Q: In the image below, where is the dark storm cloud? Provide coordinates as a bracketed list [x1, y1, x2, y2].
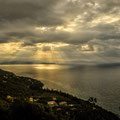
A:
[1, 30, 99, 45]
[0, 0, 65, 26]
[99, 33, 120, 40]
[0, 0, 120, 63]
[0, 0, 120, 44]
[95, 0, 120, 14]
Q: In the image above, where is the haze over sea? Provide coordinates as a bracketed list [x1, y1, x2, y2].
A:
[0, 64, 120, 115]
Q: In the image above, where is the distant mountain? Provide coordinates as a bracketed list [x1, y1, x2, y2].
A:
[0, 61, 57, 65]
[97, 63, 120, 68]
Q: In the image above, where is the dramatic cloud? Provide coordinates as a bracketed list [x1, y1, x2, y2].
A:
[0, 0, 120, 64]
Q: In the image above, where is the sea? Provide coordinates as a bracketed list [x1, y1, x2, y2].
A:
[0, 64, 120, 115]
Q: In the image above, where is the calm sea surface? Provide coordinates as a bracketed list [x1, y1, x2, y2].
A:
[0, 64, 120, 115]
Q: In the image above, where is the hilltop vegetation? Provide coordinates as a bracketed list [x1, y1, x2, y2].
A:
[0, 69, 119, 120]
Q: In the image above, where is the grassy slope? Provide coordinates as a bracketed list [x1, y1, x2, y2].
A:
[0, 69, 119, 120]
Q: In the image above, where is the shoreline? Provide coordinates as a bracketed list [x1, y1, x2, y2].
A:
[0, 68, 119, 120]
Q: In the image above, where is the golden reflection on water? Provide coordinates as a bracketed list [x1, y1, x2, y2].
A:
[34, 64, 69, 70]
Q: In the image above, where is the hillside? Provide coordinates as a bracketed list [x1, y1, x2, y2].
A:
[0, 69, 119, 120]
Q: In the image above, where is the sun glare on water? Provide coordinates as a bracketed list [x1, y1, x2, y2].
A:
[34, 64, 60, 70]
[34, 64, 70, 70]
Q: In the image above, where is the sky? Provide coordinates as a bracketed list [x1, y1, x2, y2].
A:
[0, 0, 120, 64]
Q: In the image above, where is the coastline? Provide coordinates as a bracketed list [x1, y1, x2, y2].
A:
[0, 68, 119, 120]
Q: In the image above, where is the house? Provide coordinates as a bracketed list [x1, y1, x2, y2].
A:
[7, 95, 12, 99]
[48, 101, 58, 107]
[56, 108, 62, 111]
[33, 98, 39, 102]
[2, 80, 7, 83]
[71, 108, 77, 111]
[28, 79, 32, 82]
[29, 97, 34, 102]
[59, 101, 67, 106]
[4, 75, 8, 79]
[52, 97, 57, 101]
[68, 104, 74, 107]
[93, 107, 96, 110]
[7, 95, 14, 102]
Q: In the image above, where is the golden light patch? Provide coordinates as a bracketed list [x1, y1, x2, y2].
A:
[81, 44, 90, 50]
[34, 64, 71, 70]
[36, 43, 69, 48]
[80, 45, 98, 53]
[34, 43, 70, 63]
[56, 26, 74, 32]
[0, 42, 22, 54]
[35, 27, 47, 31]
[35, 26, 53, 32]
[34, 64, 59, 70]
[91, 15, 120, 26]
